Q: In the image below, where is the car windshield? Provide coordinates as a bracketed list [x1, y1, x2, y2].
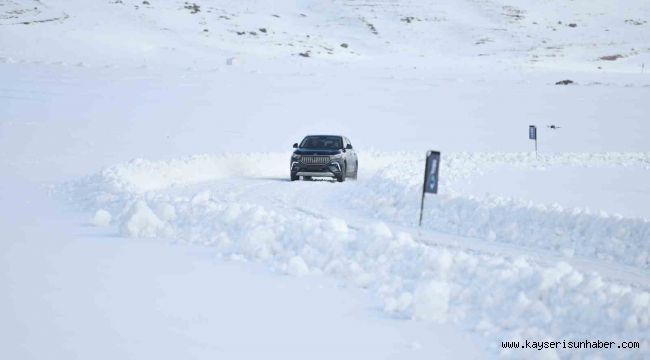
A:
[300, 136, 342, 150]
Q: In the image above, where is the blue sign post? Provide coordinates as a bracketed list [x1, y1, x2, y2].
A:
[419, 151, 440, 227]
[529, 125, 538, 159]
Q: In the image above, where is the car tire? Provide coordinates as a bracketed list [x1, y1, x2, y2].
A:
[303, 176, 312, 181]
[351, 161, 358, 180]
[337, 163, 347, 182]
[290, 174, 299, 181]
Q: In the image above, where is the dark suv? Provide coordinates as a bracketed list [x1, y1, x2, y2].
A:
[290, 135, 358, 182]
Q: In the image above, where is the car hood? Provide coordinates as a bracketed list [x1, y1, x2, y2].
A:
[294, 149, 342, 156]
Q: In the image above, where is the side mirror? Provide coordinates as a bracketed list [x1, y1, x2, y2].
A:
[293, 143, 298, 148]
[346, 144, 353, 150]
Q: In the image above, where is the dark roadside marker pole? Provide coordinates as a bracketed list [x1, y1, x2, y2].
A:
[529, 125, 538, 159]
[419, 150, 441, 227]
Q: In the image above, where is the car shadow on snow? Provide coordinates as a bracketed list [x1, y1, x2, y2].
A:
[246, 176, 336, 183]
[304, 178, 337, 183]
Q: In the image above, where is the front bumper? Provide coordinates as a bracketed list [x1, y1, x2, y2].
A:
[296, 171, 335, 177]
[291, 159, 342, 177]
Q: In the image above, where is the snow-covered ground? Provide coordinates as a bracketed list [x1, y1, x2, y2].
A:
[2, 0, 649, 359]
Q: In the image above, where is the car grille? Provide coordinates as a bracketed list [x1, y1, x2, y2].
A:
[301, 155, 330, 165]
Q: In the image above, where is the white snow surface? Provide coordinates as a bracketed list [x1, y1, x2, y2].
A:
[2, 0, 650, 358]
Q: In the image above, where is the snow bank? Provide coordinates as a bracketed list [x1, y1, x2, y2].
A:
[73, 192, 650, 356]
[351, 151, 650, 270]
[352, 175, 650, 270]
[61, 151, 650, 356]
[412, 280, 450, 323]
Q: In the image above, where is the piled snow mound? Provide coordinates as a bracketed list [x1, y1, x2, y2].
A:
[63, 182, 650, 356]
[351, 174, 650, 270]
[364, 151, 650, 188]
[120, 200, 171, 238]
[61, 151, 650, 356]
[70, 151, 650, 195]
[352, 151, 650, 269]
[412, 280, 451, 323]
[65, 151, 650, 271]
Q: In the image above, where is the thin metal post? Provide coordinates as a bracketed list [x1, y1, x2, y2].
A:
[419, 151, 431, 227]
[419, 191, 425, 227]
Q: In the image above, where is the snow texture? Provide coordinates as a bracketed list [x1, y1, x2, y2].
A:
[90, 209, 111, 227]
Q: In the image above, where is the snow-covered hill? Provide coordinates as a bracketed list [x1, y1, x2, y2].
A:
[1, 0, 649, 359]
[2, 0, 650, 71]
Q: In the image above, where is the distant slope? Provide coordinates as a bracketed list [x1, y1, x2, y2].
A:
[1, 0, 649, 71]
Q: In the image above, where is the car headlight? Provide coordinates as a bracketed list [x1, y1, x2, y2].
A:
[292, 154, 301, 160]
[329, 153, 343, 160]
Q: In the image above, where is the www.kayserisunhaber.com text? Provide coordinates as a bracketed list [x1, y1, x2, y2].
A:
[501, 340, 641, 351]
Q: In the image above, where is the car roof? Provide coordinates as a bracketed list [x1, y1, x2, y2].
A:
[304, 135, 343, 138]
